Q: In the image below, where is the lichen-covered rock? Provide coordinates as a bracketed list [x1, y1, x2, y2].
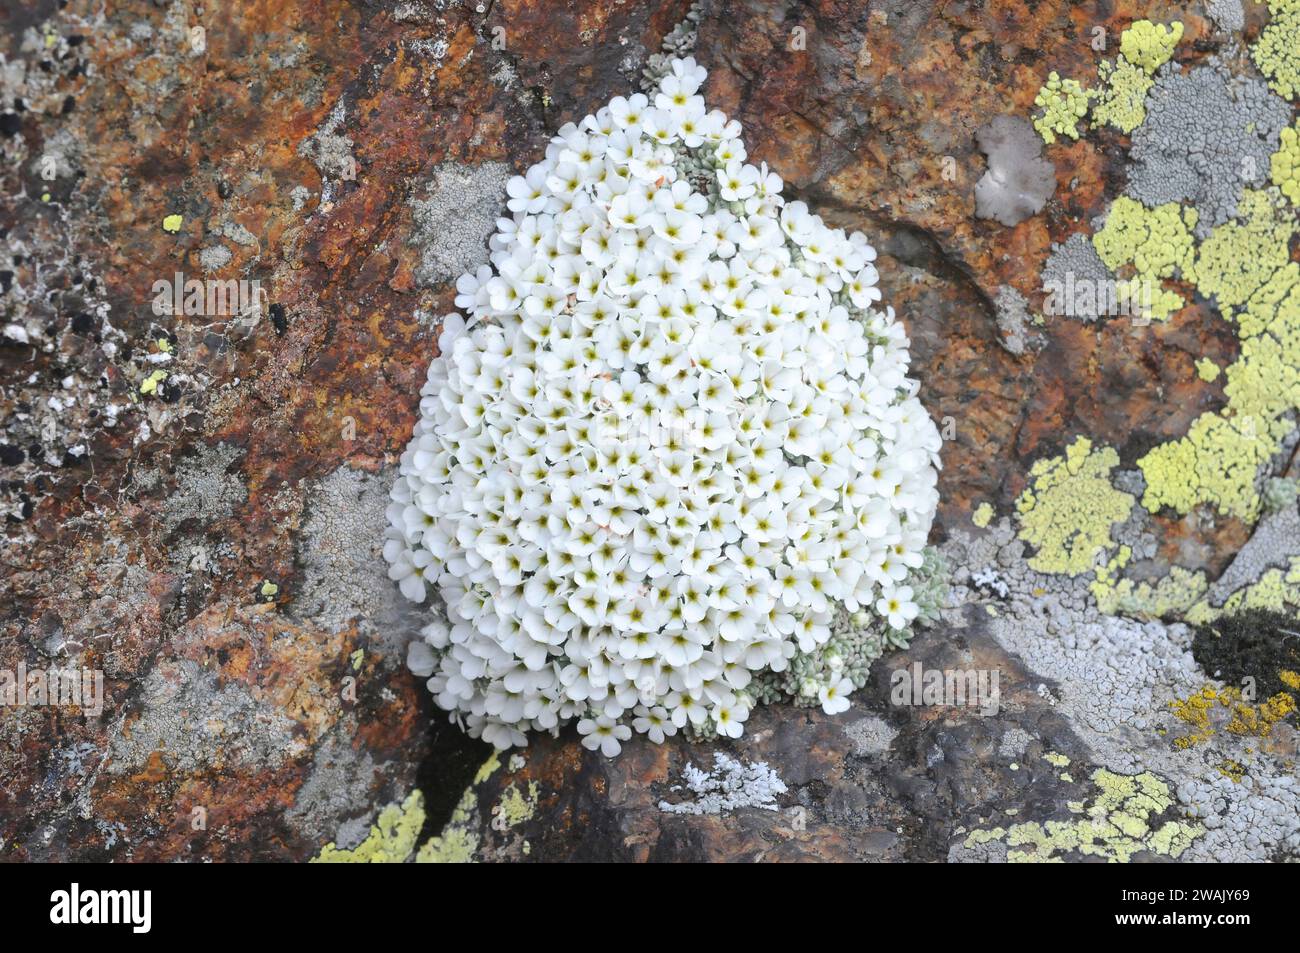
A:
[3, 0, 1298, 862]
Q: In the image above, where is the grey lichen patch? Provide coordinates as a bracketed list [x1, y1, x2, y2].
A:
[221, 221, 258, 248]
[1040, 233, 1113, 323]
[992, 285, 1038, 356]
[297, 99, 357, 180]
[153, 442, 247, 538]
[104, 659, 300, 776]
[409, 161, 511, 287]
[1126, 61, 1290, 238]
[844, 713, 899, 757]
[290, 465, 425, 656]
[943, 520, 1300, 860]
[1204, 505, 1300, 606]
[284, 731, 382, 846]
[1206, 0, 1244, 33]
[974, 115, 1056, 227]
[658, 753, 787, 815]
[198, 243, 233, 272]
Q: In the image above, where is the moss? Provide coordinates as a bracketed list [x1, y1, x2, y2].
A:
[1033, 72, 1089, 144]
[1015, 437, 1135, 576]
[311, 791, 426, 863]
[1119, 20, 1184, 74]
[1190, 607, 1300, 703]
[1252, 0, 1300, 100]
[964, 768, 1203, 862]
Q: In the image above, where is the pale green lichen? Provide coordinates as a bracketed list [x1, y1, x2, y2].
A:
[1033, 72, 1089, 144]
[1138, 193, 1299, 522]
[1119, 20, 1183, 74]
[1262, 476, 1300, 512]
[1196, 357, 1221, 382]
[1091, 57, 1154, 133]
[1193, 189, 1292, 310]
[972, 502, 994, 528]
[310, 752, 503, 864]
[311, 791, 426, 863]
[1252, 0, 1300, 101]
[1094, 565, 1209, 620]
[963, 768, 1203, 862]
[495, 781, 540, 829]
[416, 788, 480, 863]
[1271, 120, 1300, 204]
[1091, 197, 1197, 321]
[1188, 556, 1300, 623]
[1016, 437, 1135, 576]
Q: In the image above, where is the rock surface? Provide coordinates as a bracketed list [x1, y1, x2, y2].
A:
[1, 0, 1297, 861]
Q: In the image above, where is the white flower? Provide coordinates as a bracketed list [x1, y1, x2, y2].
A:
[819, 676, 853, 715]
[877, 585, 920, 630]
[578, 715, 632, 757]
[385, 57, 942, 756]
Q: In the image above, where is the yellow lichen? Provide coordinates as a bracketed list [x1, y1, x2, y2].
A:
[1195, 357, 1221, 382]
[1194, 189, 1292, 311]
[162, 214, 183, 233]
[1092, 197, 1197, 321]
[963, 768, 1203, 862]
[416, 788, 480, 864]
[1273, 121, 1300, 204]
[495, 781, 540, 829]
[1138, 202, 1299, 522]
[1119, 20, 1183, 74]
[1091, 57, 1154, 133]
[1252, 0, 1300, 101]
[1094, 565, 1208, 620]
[1033, 72, 1089, 144]
[972, 502, 994, 528]
[414, 750, 504, 863]
[1168, 682, 1297, 747]
[1188, 557, 1300, 623]
[1015, 437, 1134, 576]
[312, 791, 425, 863]
[139, 370, 168, 396]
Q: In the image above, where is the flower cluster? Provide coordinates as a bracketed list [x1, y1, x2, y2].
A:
[388, 57, 942, 755]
